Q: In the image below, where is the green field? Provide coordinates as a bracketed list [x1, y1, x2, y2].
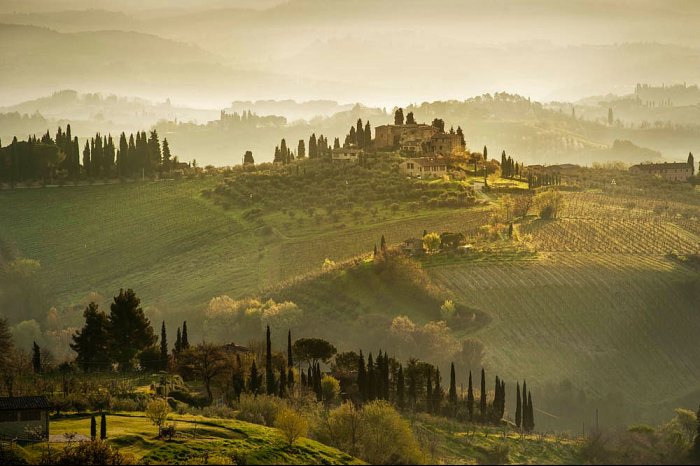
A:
[0, 177, 488, 326]
[24, 412, 361, 465]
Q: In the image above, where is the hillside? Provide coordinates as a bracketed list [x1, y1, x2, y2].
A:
[22, 412, 362, 465]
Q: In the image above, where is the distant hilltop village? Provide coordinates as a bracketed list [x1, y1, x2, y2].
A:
[634, 82, 700, 107]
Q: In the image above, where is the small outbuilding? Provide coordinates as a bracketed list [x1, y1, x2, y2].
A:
[0, 396, 50, 440]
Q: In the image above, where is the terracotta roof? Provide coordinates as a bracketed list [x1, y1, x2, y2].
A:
[0, 396, 50, 411]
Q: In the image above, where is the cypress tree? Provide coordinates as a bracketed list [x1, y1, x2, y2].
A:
[383, 354, 390, 400]
[467, 370, 475, 421]
[364, 121, 372, 147]
[162, 138, 171, 171]
[433, 368, 442, 414]
[83, 140, 91, 177]
[367, 353, 376, 401]
[522, 380, 529, 429]
[30, 341, 41, 373]
[480, 368, 487, 419]
[266, 325, 275, 395]
[500, 380, 506, 418]
[426, 367, 433, 413]
[358, 351, 367, 402]
[248, 360, 260, 395]
[526, 391, 535, 432]
[279, 365, 287, 398]
[174, 327, 182, 354]
[287, 366, 294, 391]
[160, 321, 168, 370]
[515, 381, 522, 428]
[91, 415, 97, 440]
[380, 235, 386, 253]
[449, 362, 457, 404]
[287, 330, 293, 367]
[397, 364, 405, 410]
[307, 365, 313, 388]
[100, 413, 107, 440]
[182, 321, 189, 349]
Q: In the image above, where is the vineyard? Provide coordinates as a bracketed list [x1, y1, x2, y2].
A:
[519, 190, 700, 254]
[520, 218, 700, 254]
[428, 252, 700, 417]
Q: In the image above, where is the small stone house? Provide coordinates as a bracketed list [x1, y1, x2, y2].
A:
[332, 147, 363, 163]
[0, 396, 50, 440]
[400, 157, 449, 178]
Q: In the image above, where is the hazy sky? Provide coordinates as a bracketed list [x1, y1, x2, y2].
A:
[1, 0, 700, 108]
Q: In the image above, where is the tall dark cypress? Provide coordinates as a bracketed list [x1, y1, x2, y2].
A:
[160, 321, 168, 370]
[480, 368, 487, 418]
[526, 391, 535, 432]
[515, 381, 522, 428]
[467, 370, 474, 421]
[279, 365, 287, 398]
[367, 353, 376, 401]
[500, 380, 506, 418]
[433, 368, 442, 414]
[100, 413, 107, 440]
[91, 415, 97, 440]
[426, 367, 433, 413]
[182, 321, 189, 349]
[357, 351, 367, 402]
[174, 327, 182, 354]
[396, 364, 405, 410]
[287, 330, 293, 367]
[266, 325, 275, 395]
[31, 342, 41, 373]
[248, 360, 260, 394]
[522, 380, 529, 430]
[383, 353, 390, 401]
[449, 362, 457, 404]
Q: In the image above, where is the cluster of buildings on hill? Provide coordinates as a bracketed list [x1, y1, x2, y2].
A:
[629, 160, 695, 182]
[331, 121, 466, 178]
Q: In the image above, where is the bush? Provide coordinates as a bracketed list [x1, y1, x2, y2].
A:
[359, 401, 423, 464]
[274, 408, 309, 447]
[236, 394, 286, 427]
[40, 440, 133, 465]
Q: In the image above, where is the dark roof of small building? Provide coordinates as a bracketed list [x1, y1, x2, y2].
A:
[630, 162, 690, 170]
[0, 396, 50, 411]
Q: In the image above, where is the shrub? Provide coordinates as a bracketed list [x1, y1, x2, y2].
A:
[320, 375, 341, 406]
[440, 300, 456, 321]
[275, 408, 309, 447]
[359, 401, 423, 464]
[145, 398, 171, 437]
[41, 440, 133, 465]
[236, 394, 285, 427]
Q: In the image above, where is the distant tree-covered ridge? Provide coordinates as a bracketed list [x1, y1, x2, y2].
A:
[0, 126, 179, 184]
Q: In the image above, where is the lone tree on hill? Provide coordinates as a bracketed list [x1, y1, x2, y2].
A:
[689, 152, 695, 176]
[100, 413, 107, 440]
[243, 150, 255, 165]
[182, 321, 189, 350]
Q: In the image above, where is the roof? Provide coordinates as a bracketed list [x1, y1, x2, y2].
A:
[631, 162, 690, 170]
[0, 396, 50, 411]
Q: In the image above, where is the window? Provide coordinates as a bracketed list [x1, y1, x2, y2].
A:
[20, 410, 42, 422]
[0, 411, 17, 422]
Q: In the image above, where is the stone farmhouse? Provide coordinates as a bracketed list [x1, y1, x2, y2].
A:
[0, 396, 50, 440]
[374, 124, 464, 156]
[400, 157, 450, 178]
[629, 162, 693, 182]
[331, 147, 364, 163]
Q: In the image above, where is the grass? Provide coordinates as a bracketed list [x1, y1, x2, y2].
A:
[0, 176, 490, 322]
[27, 412, 362, 465]
[413, 413, 582, 465]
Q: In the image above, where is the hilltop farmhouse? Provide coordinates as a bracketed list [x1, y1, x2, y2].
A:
[374, 124, 464, 156]
[629, 162, 693, 182]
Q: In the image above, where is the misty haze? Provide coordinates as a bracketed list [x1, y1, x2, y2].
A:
[0, 1, 699, 465]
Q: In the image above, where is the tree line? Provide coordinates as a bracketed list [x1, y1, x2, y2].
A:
[528, 171, 562, 189]
[0, 126, 175, 183]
